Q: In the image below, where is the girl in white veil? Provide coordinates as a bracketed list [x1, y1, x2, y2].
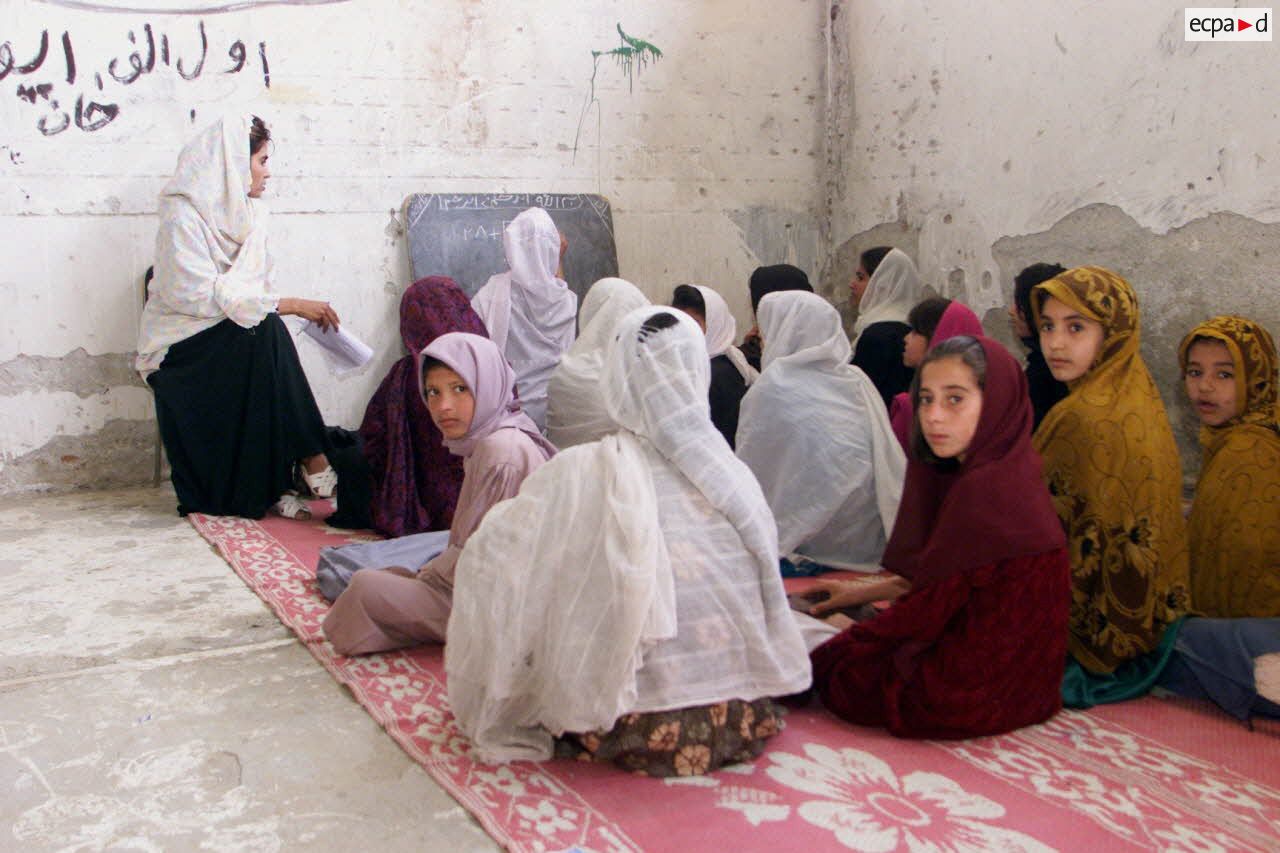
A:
[446, 308, 810, 774]
[849, 247, 925, 407]
[670, 284, 757, 448]
[696, 285, 757, 385]
[737, 291, 905, 572]
[545, 277, 648, 448]
[471, 208, 577, 430]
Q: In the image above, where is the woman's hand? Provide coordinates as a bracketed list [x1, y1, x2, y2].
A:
[806, 575, 909, 616]
[556, 233, 569, 278]
[279, 297, 340, 331]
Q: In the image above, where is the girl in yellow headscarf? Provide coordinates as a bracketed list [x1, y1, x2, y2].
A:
[1032, 267, 1190, 706]
[1179, 316, 1280, 617]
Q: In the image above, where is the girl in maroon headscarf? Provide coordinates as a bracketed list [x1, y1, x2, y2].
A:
[808, 335, 1070, 738]
[358, 277, 489, 538]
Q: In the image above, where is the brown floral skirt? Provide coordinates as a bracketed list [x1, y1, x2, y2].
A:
[554, 698, 785, 777]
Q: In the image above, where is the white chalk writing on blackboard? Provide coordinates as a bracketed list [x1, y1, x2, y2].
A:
[455, 222, 512, 242]
[438, 194, 588, 213]
[404, 192, 619, 303]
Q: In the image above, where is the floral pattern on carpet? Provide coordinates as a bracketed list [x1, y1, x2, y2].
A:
[190, 507, 1280, 853]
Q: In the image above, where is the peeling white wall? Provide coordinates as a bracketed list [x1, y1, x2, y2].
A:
[0, 0, 825, 491]
[827, 0, 1280, 471]
[18, 0, 1274, 493]
[829, 0, 1280, 314]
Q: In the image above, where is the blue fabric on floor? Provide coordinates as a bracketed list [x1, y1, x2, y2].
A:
[1156, 617, 1280, 721]
[316, 529, 450, 602]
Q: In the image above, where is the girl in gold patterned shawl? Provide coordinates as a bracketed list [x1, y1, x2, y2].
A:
[1179, 316, 1280, 618]
[1032, 267, 1190, 702]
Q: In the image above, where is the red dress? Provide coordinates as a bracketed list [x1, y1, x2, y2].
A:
[811, 548, 1070, 739]
[812, 336, 1071, 739]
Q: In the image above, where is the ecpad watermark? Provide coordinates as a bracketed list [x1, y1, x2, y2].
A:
[1185, 7, 1272, 40]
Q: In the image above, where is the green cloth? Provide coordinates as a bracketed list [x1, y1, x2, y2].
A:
[1062, 618, 1184, 709]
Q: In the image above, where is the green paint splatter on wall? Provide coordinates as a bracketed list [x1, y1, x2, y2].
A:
[593, 23, 663, 93]
[574, 23, 664, 162]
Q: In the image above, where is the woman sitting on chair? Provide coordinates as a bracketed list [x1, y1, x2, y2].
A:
[137, 114, 339, 519]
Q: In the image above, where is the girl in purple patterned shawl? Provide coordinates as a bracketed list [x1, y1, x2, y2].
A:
[358, 277, 488, 537]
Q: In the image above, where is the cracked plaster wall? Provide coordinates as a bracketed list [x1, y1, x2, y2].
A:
[826, 0, 1280, 475]
[0, 0, 826, 492]
[10, 0, 1276, 493]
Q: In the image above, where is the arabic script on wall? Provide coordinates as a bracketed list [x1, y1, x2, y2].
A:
[4, 21, 269, 136]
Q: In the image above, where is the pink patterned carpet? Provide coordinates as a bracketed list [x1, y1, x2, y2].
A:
[189, 503, 1280, 853]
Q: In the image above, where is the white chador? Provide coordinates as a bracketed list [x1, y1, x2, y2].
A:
[850, 247, 923, 345]
[737, 290, 906, 570]
[446, 308, 811, 763]
[695, 285, 757, 385]
[545, 277, 648, 449]
[470, 207, 577, 431]
[136, 114, 277, 376]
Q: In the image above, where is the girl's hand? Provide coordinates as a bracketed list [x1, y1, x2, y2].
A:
[806, 578, 875, 616]
[807, 575, 909, 616]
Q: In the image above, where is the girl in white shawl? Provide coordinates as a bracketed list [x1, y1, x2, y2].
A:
[446, 308, 811, 775]
[137, 115, 340, 519]
[545, 277, 648, 448]
[671, 284, 758, 448]
[470, 207, 577, 431]
[738, 291, 905, 572]
[849, 247, 926, 407]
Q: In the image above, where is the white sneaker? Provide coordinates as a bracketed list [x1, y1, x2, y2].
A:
[272, 491, 312, 520]
[302, 465, 338, 499]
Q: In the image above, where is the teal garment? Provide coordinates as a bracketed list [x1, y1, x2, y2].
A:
[1062, 619, 1184, 708]
[779, 556, 839, 578]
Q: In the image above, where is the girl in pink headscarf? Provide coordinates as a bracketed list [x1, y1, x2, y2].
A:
[323, 333, 555, 655]
[888, 298, 985, 450]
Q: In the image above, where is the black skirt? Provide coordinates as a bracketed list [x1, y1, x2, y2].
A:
[148, 314, 328, 519]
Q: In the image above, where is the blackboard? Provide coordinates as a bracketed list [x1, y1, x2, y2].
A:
[404, 193, 620, 305]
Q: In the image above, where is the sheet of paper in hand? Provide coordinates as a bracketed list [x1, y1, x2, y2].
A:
[303, 322, 374, 375]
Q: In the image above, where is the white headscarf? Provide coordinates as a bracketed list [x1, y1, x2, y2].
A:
[545, 277, 648, 448]
[600, 309, 780, 566]
[446, 307, 810, 763]
[163, 114, 257, 256]
[136, 114, 277, 375]
[851, 248, 924, 343]
[470, 208, 577, 429]
[695, 285, 758, 385]
[738, 291, 906, 569]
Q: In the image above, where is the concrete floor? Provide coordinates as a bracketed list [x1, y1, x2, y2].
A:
[0, 486, 501, 852]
